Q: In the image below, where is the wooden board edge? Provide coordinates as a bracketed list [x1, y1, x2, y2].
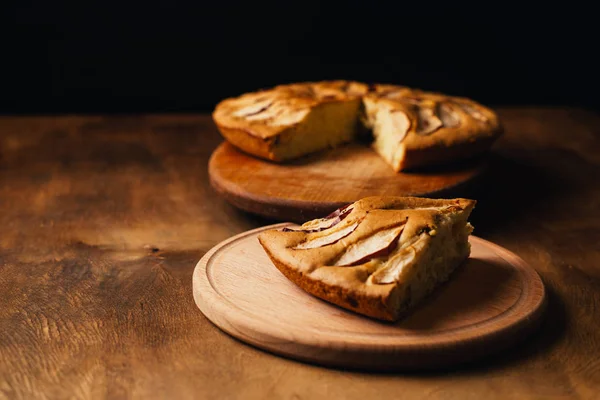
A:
[208, 142, 490, 222]
[192, 225, 547, 371]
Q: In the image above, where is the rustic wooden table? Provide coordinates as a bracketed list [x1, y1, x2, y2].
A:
[1, 108, 599, 399]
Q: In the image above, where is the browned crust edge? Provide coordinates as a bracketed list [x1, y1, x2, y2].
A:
[214, 124, 280, 162]
[399, 127, 503, 171]
[258, 236, 399, 322]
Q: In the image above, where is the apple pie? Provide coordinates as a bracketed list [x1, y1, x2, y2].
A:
[212, 81, 502, 172]
[258, 196, 476, 321]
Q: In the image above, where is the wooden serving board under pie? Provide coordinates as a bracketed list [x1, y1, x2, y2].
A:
[209, 142, 487, 222]
[193, 223, 547, 371]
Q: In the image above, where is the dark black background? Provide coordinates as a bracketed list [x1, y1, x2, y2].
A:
[2, 1, 598, 114]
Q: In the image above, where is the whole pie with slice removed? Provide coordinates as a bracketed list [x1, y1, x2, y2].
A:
[258, 196, 476, 321]
[212, 81, 502, 172]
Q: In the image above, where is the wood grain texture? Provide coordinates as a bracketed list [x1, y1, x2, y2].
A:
[193, 223, 546, 370]
[0, 108, 599, 399]
[209, 141, 488, 222]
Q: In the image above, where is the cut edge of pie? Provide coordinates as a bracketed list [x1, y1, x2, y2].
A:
[362, 88, 503, 171]
[258, 196, 476, 322]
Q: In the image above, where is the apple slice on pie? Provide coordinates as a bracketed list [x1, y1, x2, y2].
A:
[258, 196, 476, 321]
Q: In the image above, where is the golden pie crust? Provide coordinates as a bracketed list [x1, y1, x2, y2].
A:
[258, 196, 476, 321]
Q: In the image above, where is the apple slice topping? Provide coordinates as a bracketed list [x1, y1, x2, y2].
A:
[293, 222, 360, 250]
[377, 108, 411, 143]
[415, 107, 443, 135]
[232, 97, 274, 118]
[400, 96, 423, 105]
[288, 84, 316, 99]
[370, 232, 431, 284]
[282, 218, 335, 233]
[454, 101, 488, 122]
[381, 90, 407, 100]
[333, 222, 406, 267]
[242, 100, 310, 126]
[323, 203, 354, 220]
[244, 100, 287, 121]
[345, 82, 368, 96]
[437, 103, 461, 128]
[282, 204, 354, 233]
[269, 106, 310, 126]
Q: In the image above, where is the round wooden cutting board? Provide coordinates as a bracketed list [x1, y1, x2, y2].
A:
[209, 142, 487, 222]
[193, 223, 547, 371]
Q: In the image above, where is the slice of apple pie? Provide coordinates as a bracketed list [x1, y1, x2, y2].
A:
[258, 196, 476, 321]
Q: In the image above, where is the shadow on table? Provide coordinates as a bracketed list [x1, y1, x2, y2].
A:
[338, 283, 566, 376]
[449, 283, 565, 374]
[217, 149, 577, 232]
[393, 258, 516, 331]
[465, 151, 576, 237]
